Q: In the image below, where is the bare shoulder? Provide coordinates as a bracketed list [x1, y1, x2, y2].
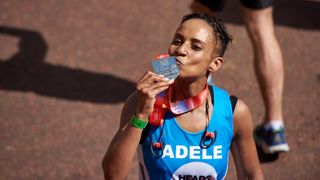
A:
[119, 91, 138, 128]
[231, 99, 264, 179]
[233, 99, 254, 137]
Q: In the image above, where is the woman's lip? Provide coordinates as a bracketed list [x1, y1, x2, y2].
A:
[175, 58, 182, 65]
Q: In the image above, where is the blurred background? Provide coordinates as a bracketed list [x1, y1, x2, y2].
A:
[0, 0, 319, 179]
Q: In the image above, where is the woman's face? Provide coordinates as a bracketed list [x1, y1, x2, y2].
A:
[168, 19, 218, 81]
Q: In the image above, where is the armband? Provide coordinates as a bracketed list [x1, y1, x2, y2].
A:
[129, 115, 148, 129]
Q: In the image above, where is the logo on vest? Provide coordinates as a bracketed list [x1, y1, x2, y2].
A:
[172, 162, 217, 180]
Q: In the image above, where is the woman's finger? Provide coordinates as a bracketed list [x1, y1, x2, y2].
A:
[139, 79, 174, 97]
[147, 84, 172, 98]
[137, 71, 164, 84]
[137, 75, 169, 91]
[136, 71, 152, 84]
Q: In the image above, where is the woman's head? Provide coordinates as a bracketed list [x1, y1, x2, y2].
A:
[168, 13, 232, 81]
[181, 13, 232, 57]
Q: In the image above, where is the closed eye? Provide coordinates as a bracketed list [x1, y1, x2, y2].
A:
[172, 39, 182, 45]
[191, 44, 202, 51]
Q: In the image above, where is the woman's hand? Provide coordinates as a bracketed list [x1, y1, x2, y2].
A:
[102, 71, 173, 179]
[135, 71, 174, 120]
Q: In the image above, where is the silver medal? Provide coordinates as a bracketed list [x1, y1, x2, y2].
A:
[152, 57, 180, 80]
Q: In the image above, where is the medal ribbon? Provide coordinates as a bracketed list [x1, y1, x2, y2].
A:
[167, 83, 209, 115]
[149, 83, 209, 126]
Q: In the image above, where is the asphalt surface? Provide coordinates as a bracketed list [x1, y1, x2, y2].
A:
[0, 0, 319, 179]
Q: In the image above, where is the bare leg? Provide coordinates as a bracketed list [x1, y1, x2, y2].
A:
[240, 6, 284, 124]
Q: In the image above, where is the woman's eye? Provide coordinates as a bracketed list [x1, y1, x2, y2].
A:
[192, 45, 202, 51]
[172, 39, 182, 45]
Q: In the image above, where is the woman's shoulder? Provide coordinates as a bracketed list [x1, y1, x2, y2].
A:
[232, 98, 254, 137]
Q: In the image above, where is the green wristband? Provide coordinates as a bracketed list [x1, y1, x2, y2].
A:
[129, 115, 148, 129]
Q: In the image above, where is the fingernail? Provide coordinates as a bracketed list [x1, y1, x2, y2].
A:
[169, 79, 174, 83]
[163, 77, 169, 81]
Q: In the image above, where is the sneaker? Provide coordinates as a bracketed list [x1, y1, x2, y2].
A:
[254, 124, 290, 154]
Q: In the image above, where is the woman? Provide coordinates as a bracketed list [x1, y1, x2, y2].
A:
[103, 13, 264, 180]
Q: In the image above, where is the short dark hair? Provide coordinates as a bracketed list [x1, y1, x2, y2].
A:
[181, 13, 232, 57]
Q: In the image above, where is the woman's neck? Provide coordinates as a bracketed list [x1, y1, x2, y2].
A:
[171, 77, 208, 102]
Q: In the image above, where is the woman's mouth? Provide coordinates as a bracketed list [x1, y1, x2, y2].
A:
[175, 58, 183, 65]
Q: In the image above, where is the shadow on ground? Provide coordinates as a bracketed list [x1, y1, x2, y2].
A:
[191, 0, 320, 30]
[255, 144, 280, 163]
[0, 26, 135, 103]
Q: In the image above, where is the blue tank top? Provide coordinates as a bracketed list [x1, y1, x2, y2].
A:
[138, 85, 234, 180]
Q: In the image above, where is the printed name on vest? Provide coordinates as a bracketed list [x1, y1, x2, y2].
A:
[162, 145, 223, 159]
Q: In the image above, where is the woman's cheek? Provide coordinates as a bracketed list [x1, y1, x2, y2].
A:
[168, 46, 175, 55]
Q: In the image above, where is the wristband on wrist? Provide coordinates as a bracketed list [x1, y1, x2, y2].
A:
[129, 115, 148, 129]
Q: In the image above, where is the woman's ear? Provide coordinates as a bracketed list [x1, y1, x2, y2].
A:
[208, 56, 224, 73]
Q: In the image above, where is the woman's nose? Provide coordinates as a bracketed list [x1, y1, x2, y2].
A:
[175, 44, 188, 56]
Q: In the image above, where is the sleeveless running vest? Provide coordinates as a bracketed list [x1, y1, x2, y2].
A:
[138, 85, 234, 180]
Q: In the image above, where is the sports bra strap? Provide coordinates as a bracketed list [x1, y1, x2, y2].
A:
[230, 95, 238, 113]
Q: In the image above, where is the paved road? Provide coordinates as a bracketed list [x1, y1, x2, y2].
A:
[0, 0, 319, 179]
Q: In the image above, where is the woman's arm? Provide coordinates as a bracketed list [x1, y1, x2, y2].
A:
[102, 71, 173, 180]
[102, 92, 141, 180]
[231, 99, 264, 180]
